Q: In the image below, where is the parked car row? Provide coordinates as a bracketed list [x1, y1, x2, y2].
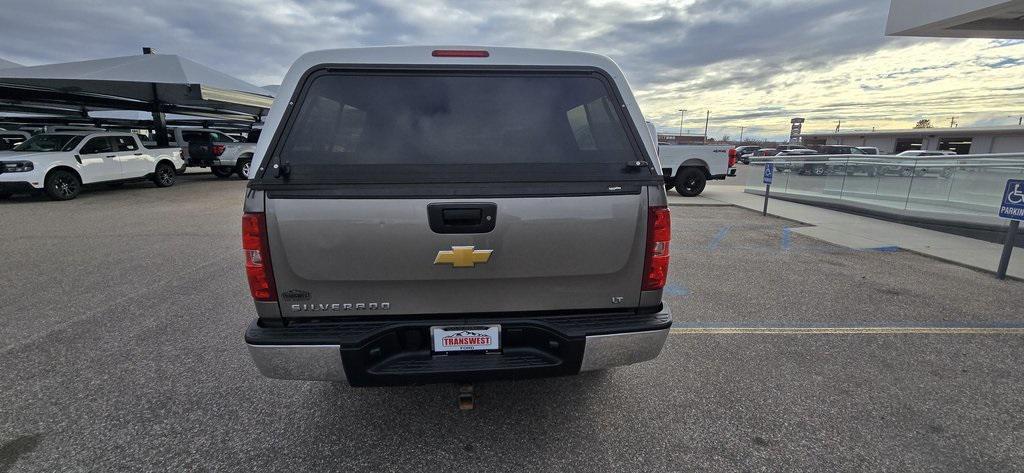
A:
[765, 149, 959, 178]
[0, 124, 261, 200]
[730, 142, 966, 179]
[0, 129, 30, 150]
[0, 132, 184, 200]
[142, 128, 256, 179]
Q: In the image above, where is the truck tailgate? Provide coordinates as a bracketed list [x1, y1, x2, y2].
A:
[266, 192, 648, 316]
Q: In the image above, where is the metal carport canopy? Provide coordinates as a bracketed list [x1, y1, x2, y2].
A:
[0, 52, 274, 145]
[0, 58, 22, 69]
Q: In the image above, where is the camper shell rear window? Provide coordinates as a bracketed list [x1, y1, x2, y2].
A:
[257, 67, 655, 188]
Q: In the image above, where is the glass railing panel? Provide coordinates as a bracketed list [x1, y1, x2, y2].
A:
[837, 156, 885, 206]
[872, 155, 919, 210]
[905, 156, 962, 215]
[823, 156, 850, 196]
[778, 156, 832, 197]
[925, 156, 1024, 219]
[746, 160, 766, 190]
[772, 157, 792, 192]
[746, 153, 1024, 226]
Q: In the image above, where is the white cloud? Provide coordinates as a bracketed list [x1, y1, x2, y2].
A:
[0, 0, 1021, 140]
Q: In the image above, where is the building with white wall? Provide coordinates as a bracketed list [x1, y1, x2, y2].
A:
[854, 1, 1024, 154]
[802, 126, 1024, 154]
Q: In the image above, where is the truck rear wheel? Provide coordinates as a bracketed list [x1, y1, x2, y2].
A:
[675, 168, 707, 197]
[211, 166, 234, 179]
[235, 159, 251, 179]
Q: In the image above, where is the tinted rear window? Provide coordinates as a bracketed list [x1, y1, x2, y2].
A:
[267, 71, 645, 184]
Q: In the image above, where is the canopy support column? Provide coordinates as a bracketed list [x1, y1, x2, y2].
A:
[151, 104, 169, 147]
[151, 82, 169, 147]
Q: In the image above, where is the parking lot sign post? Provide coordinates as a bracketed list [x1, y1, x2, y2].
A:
[997, 179, 1024, 280]
[762, 163, 774, 216]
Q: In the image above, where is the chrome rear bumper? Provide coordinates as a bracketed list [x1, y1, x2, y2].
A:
[579, 328, 670, 371]
[247, 344, 347, 382]
[246, 306, 671, 384]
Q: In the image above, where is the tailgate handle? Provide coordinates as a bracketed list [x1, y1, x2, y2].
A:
[428, 203, 497, 234]
[442, 208, 482, 225]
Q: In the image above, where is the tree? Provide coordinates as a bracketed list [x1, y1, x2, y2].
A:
[721, 135, 731, 142]
[914, 119, 934, 129]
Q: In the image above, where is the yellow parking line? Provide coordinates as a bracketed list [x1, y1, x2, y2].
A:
[670, 327, 1024, 335]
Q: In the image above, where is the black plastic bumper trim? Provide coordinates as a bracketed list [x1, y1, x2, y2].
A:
[0, 182, 35, 194]
[244, 306, 670, 347]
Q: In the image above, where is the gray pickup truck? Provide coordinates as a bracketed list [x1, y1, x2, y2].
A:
[241, 46, 673, 387]
[148, 128, 255, 178]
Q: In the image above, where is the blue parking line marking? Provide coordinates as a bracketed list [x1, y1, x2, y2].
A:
[663, 283, 690, 297]
[781, 227, 792, 251]
[868, 246, 900, 253]
[709, 226, 731, 252]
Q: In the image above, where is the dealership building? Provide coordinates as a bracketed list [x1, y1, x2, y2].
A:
[801, 126, 1024, 154]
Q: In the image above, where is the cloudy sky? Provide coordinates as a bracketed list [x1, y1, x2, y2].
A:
[2, 0, 1023, 140]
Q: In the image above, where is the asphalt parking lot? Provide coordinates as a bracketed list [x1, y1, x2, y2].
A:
[2, 174, 1024, 471]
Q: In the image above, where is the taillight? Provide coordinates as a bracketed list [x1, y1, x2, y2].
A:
[212, 144, 226, 156]
[642, 207, 671, 291]
[242, 212, 277, 301]
[728, 148, 738, 168]
[432, 49, 490, 58]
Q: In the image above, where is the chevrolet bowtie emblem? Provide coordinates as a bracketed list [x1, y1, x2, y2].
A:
[434, 246, 493, 268]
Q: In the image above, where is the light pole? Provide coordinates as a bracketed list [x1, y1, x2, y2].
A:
[678, 109, 687, 135]
[739, 126, 746, 142]
[703, 110, 710, 144]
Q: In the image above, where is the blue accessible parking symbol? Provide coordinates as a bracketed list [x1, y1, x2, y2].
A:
[1000, 179, 1024, 221]
[761, 163, 774, 216]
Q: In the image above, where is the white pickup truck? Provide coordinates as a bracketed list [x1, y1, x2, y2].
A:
[658, 144, 737, 196]
[0, 131, 183, 200]
[150, 128, 256, 179]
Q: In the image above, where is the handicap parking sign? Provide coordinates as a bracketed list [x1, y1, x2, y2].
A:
[763, 163, 774, 184]
[1000, 179, 1024, 221]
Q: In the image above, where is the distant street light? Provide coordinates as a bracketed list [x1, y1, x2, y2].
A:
[678, 109, 687, 135]
[703, 110, 710, 144]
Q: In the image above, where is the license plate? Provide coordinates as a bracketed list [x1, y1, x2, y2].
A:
[431, 325, 501, 352]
